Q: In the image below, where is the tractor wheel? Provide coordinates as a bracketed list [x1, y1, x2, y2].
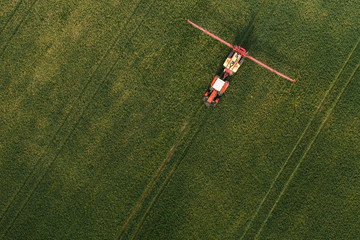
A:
[239, 57, 245, 66]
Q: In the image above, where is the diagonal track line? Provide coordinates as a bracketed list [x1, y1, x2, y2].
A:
[240, 37, 360, 239]
[0, 0, 50, 221]
[120, 2, 281, 238]
[129, 107, 208, 240]
[74, 1, 143, 102]
[0, 0, 23, 36]
[0, 9, 153, 239]
[254, 63, 359, 239]
[118, 121, 191, 239]
[0, 1, 154, 237]
[0, 0, 144, 224]
[0, 0, 38, 58]
[118, 1, 247, 237]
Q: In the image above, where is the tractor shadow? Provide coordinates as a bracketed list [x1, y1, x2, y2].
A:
[214, 20, 257, 76]
[235, 16, 257, 50]
[230, 23, 257, 105]
[213, 20, 258, 104]
[235, 15, 295, 68]
[213, 14, 293, 105]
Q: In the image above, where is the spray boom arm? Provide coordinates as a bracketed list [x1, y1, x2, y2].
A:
[187, 19, 295, 82]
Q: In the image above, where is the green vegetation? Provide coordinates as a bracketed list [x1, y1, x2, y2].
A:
[0, 0, 359, 239]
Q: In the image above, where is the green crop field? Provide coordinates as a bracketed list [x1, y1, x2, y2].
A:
[1, 0, 359, 239]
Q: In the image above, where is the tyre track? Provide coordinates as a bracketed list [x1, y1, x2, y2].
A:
[117, 1, 232, 237]
[113, 18, 209, 237]
[118, 121, 191, 239]
[0, 0, 52, 222]
[116, 21, 204, 238]
[0, 0, 38, 58]
[129, 109, 208, 240]
[254, 63, 359, 239]
[0, 0, 23, 36]
[119, 2, 278, 238]
[0, 1, 155, 237]
[0, 0, 144, 224]
[240, 37, 360, 239]
[1, 6, 153, 239]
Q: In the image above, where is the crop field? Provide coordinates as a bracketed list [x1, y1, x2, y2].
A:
[1, 0, 359, 239]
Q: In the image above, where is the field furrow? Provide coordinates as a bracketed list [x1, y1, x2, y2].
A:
[255, 64, 359, 239]
[240, 37, 360, 239]
[0, 0, 38, 58]
[1, 0, 155, 237]
[0, 0, 359, 239]
[0, 0, 24, 35]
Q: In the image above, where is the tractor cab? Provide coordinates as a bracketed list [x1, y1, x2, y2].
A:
[203, 75, 229, 106]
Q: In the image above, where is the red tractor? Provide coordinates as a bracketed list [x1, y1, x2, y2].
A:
[188, 19, 295, 106]
[203, 75, 229, 106]
[204, 47, 246, 106]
